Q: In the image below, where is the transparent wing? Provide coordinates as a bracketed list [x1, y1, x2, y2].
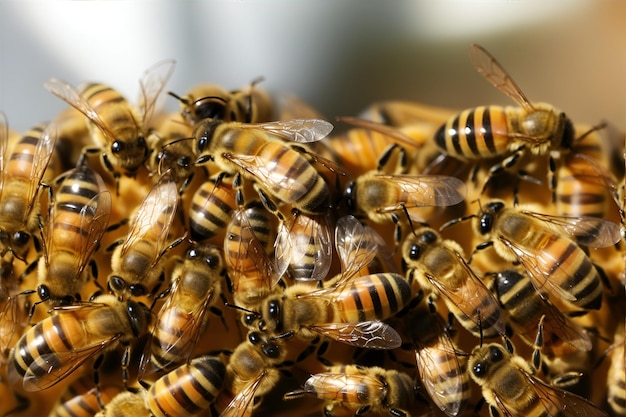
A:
[426, 253, 506, 337]
[121, 172, 178, 261]
[521, 368, 609, 417]
[219, 371, 267, 417]
[226, 208, 280, 292]
[333, 215, 383, 285]
[500, 237, 578, 303]
[535, 298, 592, 352]
[20, 336, 119, 391]
[373, 174, 467, 211]
[308, 321, 402, 349]
[416, 341, 465, 416]
[225, 153, 311, 203]
[25, 123, 57, 214]
[521, 210, 621, 248]
[138, 59, 176, 126]
[274, 212, 332, 282]
[44, 78, 114, 142]
[469, 43, 534, 111]
[253, 119, 334, 143]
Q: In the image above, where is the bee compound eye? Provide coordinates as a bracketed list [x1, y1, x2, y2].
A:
[108, 276, 126, 292]
[408, 244, 421, 261]
[111, 141, 124, 154]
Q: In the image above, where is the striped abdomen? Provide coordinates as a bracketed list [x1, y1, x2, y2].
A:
[147, 355, 225, 417]
[434, 106, 510, 160]
[517, 230, 602, 310]
[188, 180, 236, 242]
[332, 273, 413, 323]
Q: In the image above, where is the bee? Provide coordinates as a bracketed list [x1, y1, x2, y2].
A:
[107, 171, 182, 300]
[248, 215, 407, 350]
[434, 44, 576, 193]
[466, 199, 620, 311]
[6, 293, 151, 392]
[344, 143, 467, 244]
[468, 343, 609, 417]
[491, 269, 592, 358]
[224, 182, 279, 312]
[193, 118, 334, 215]
[146, 112, 196, 192]
[49, 375, 120, 417]
[0, 114, 57, 261]
[140, 243, 225, 377]
[44, 59, 176, 183]
[188, 178, 237, 243]
[169, 78, 273, 125]
[144, 354, 226, 417]
[220, 331, 287, 417]
[283, 364, 416, 417]
[401, 226, 506, 339]
[398, 299, 471, 417]
[274, 209, 332, 283]
[35, 164, 111, 309]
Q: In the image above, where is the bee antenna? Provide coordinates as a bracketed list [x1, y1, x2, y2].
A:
[439, 214, 475, 232]
[576, 121, 608, 142]
[224, 302, 260, 317]
[167, 91, 189, 105]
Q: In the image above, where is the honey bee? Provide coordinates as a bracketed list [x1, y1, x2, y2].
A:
[193, 118, 334, 215]
[344, 143, 467, 243]
[49, 375, 120, 417]
[140, 243, 225, 377]
[146, 112, 196, 192]
[469, 343, 608, 417]
[0, 114, 57, 261]
[107, 172, 182, 300]
[145, 354, 226, 417]
[248, 215, 407, 350]
[401, 226, 506, 339]
[274, 209, 332, 283]
[188, 178, 237, 243]
[283, 364, 416, 417]
[466, 199, 620, 311]
[35, 164, 111, 309]
[44, 59, 176, 183]
[169, 78, 273, 125]
[491, 269, 592, 358]
[434, 44, 576, 193]
[6, 293, 151, 392]
[223, 181, 279, 312]
[220, 331, 287, 417]
[399, 299, 471, 417]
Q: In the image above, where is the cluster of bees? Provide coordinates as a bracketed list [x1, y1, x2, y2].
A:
[0, 44, 623, 417]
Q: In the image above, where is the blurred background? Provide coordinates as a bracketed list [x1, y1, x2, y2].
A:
[1, 0, 624, 134]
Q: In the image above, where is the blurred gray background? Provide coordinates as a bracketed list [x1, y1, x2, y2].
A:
[1, 0, 624, 134]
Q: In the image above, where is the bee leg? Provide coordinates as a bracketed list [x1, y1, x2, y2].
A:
[92, 354, 105, 409]
[468, 240, 493, 264]
[120, 344, 131, 390]
[481, 147, 526, 195]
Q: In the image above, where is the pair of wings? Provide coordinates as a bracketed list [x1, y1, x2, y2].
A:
[44, 59, 176, 147]
[7, 302, 122, 392]
[488, 367, 609, 417]
[499, 209, 620, 305]
[118, 171, 179, 265]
